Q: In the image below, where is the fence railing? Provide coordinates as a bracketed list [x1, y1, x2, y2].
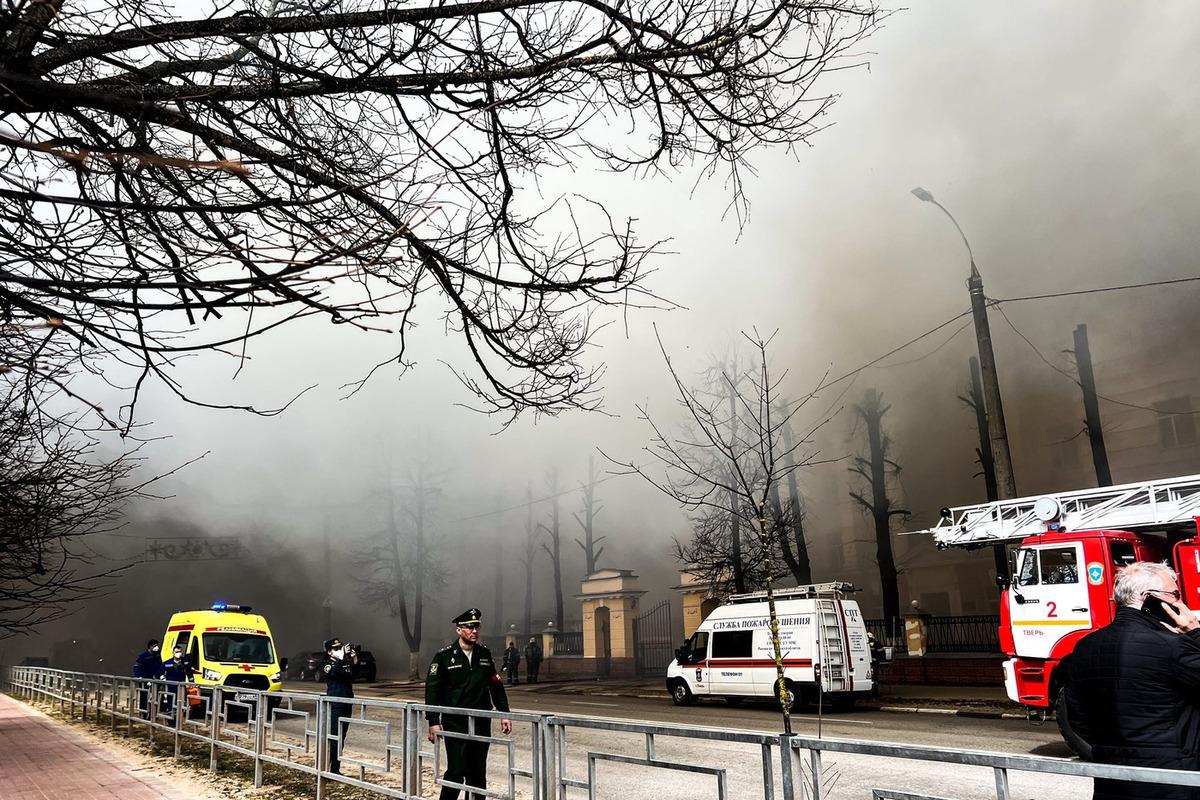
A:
[865, 615, 1002, 653]
[926, 615, 1002, 653]
[8, 665, 1200, 800]
[552, 630, 583, 656]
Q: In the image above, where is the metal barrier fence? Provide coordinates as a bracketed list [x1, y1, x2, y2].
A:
[7, 665, 1200, 799]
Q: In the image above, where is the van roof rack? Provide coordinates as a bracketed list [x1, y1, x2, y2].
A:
[727, 582, 856, 603]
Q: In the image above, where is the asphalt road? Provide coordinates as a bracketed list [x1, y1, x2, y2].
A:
[340, 681, 1074, 759]
[282, 681, 1088, 798]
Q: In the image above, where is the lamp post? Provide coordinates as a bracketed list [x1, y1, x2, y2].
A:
[911, 189, 1018, 499]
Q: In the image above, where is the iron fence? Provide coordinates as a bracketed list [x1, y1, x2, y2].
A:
[864, 618, 905, 648]
[8, 664, 1200, 799]
[552, 631, 584, 656]
[865, 615, 1002, 653]
[925, 615, 1002, 653]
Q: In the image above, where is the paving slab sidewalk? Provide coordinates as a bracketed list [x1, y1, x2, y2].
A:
[0, 692, 179, 800]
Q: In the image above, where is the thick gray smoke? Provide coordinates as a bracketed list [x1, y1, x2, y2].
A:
[13, 2, 1200, 667]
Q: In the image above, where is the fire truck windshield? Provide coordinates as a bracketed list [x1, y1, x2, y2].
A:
[1015, 547, 1081, 587]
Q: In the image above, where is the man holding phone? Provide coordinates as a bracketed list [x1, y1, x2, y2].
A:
[1062, 561, 1200, 799]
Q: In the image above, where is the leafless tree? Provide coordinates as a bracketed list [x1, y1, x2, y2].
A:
[353, 452, 448, 678]
[573, 456, 605, 576]
[538, 467, 565, 633]
[0, 0, 881, 425]
[611, 328, 836, 733]
[520, 481, 540, 636]
[772, 397, 812, 584]
[848, 388, 908, 635]
[0, 358, 153, 636]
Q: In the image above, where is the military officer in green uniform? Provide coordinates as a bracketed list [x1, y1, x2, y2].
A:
[426, 608, 511, 800]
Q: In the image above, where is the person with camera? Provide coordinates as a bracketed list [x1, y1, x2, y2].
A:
[322, 637, 358, 776]
[1062, 561, 1200, 799]
[426, 608, 511, 800]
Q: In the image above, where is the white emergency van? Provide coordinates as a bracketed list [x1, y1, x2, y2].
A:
[665, 583, 876, 710]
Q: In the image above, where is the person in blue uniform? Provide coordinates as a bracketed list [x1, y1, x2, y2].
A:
[133, 638, 164, 718]
[160, 645, 194, 714]
[322, 636, 358, 776]
[426, 608, 511, 800]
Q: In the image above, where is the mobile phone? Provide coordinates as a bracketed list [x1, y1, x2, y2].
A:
[1141, 594, 1176, 625]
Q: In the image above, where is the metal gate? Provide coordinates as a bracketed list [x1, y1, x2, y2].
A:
[632, 600, 674, 677]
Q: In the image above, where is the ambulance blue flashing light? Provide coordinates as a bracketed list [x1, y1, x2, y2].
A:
[210, 602, 251, 613]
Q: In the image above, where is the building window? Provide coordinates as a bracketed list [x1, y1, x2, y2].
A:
[1156, 397, 1198, 449]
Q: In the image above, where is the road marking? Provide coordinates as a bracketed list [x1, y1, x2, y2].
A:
[800, 717, 874, 725]
[568, 701, 621, 707]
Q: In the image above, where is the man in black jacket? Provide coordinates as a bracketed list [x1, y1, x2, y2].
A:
[1064, 561, 1200, 799]
[133, 638, 164, 719]
[322, 637, 358, 776]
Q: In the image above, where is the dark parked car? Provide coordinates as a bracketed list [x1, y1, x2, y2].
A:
[286, 651, 324, 682]
[353, 648, 377, 683]
[285, 649, 376, 682]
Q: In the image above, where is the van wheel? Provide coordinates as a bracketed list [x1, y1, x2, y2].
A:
[775, 679, 799, 713]
[670, 680, 694, 706]
[1055, 692, 1092, 760]
[724, 696, 743, 707]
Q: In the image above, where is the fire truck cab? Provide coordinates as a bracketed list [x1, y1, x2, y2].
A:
[916, 474, 1200, 721]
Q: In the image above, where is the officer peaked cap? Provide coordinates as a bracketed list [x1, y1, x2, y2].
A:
[453, 608, 482, 626]
[324, 637, 342, 651]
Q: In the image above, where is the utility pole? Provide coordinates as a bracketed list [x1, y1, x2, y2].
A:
[913, 188, 1018, 501]
[967, 264, 1018, 499]
[967, 356, 998, 502]
[966, 356, 1006, 576]
[1073, 324, 1112, 486]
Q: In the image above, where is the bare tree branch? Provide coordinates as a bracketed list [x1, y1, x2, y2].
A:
[0, 0, 881, 423]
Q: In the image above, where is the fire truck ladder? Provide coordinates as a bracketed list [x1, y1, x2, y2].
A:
[911, 473, 1200, 549]
[728, 582, 856, 604]
[815, 599, 849, 693]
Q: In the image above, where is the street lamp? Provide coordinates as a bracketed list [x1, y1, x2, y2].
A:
[911, 187, 1018, 504]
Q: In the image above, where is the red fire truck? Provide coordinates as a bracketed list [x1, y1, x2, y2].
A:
[918, 474, 1200, 724]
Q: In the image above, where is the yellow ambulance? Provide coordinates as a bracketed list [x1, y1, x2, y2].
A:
[160, 602, 286, 705]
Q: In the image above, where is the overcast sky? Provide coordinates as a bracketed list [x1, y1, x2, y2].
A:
[18, 0, 1200, 662]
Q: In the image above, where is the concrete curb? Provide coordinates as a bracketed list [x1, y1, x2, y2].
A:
[875, 704, 1025, 720]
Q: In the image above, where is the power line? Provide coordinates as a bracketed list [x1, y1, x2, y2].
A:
[994, 305, 1200, 417]
[995, 275, 1200, 304]
[817, 310, 974, 391]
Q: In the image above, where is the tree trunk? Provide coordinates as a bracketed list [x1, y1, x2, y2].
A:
[524, 483, 535, 637]
[778, 411, 813, 584]
[863, 390, 901, 628]
[541, 469, 566, 633]
[728, 382, 746, 594]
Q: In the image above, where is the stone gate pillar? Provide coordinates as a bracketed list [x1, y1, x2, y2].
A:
[575, 569, 646, 678]
[673, 567, 724, 638]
